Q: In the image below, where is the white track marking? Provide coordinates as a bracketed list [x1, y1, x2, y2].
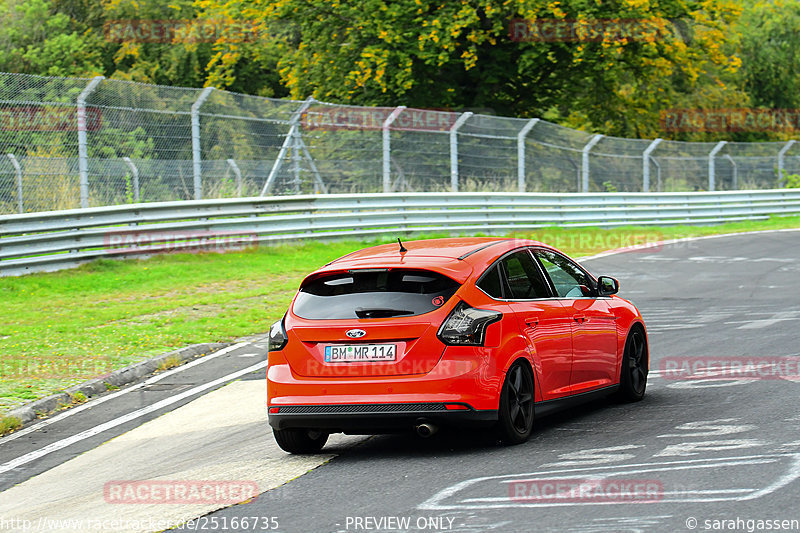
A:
[418, 454, 800, 510]
[420, 455, 774, 509]
[733, 311, 800, 329]
[541, 445, 645, 468]
[666, 379, 759, 389]
[740, 454, 800, 500]
[0, 342, 251, 445]
[656, 419, 754, 439]
[0, 360, 266, 475]
[579, 228, 800, 263]
[654, 439, 767, 457]
[0, 381, 365, 533]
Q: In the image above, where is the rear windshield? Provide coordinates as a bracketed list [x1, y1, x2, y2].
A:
[293, 269, 460, 320]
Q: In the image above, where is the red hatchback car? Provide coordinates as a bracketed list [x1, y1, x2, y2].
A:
[267, 237, 648, 454]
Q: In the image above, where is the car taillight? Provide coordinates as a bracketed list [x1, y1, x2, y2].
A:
[437, 301, 502, 346]
[268, 318, 288, 352]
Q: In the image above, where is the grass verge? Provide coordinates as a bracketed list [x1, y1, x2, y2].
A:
[1, 414, 22, 435]
[2, 216, 799, 412]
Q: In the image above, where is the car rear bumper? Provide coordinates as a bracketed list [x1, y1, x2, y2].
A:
[267, 347, 505, 433]
[268, 402, 497, 433]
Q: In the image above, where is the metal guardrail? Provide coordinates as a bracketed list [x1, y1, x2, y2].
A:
[2, 190, 800, 277]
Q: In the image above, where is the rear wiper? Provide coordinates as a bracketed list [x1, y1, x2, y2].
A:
[355, 308, 415, 319]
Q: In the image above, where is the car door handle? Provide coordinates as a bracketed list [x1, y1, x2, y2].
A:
[573, 314, 586, 323]
[524, 317, 539, 326]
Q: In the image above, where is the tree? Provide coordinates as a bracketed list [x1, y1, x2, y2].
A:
[0, 0, 104, 76]
[255, 0, 747, 138]
[736, 0, 800, 110]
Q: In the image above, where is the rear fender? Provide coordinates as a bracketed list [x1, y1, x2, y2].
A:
[497, 334, 542, 403]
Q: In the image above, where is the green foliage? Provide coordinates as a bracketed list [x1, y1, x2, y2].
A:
[737, 1, 800, 111]
[781, 173, 800, 189]
[0, 0, 104, 76]
[0, 0, 798, 143]
[256, 0, 746, 139]
[0, 414, 22, 435]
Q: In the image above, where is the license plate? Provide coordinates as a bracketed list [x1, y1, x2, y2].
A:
[324, 344, 397, 363]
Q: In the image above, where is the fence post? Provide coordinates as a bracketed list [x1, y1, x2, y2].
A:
[77, 76, 104, 209]
[262, 97, 315, 196]
[778, 140, 797, 183]
[450, 112, 473, 192]
[382, 106, 406, 193]
[651, 157, 662, 192]
[191, 87, 215, 201]
[7, 154, 23, 214]
[122, 157, 140, 202]
[708, 141, 727, 191]
[291, 122, 302, 193]
[517, 118, 539, 193]
[581, 134, 604, 193]
[226, 158, 243, 196]
[642, 138, 662, 193]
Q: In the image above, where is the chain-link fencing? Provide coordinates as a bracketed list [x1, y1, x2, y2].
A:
[2, 71, 800, 215]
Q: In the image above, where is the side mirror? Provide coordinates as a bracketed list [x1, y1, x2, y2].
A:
[597, 276, 619, 296]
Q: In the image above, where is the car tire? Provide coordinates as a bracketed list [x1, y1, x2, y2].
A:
[495, 360, 535, 444]
[616, 326, 648, 402]
[273, 428, 329, 454]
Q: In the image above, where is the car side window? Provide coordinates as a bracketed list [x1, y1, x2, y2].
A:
[499, 250, 551, 299]
[534, 250, 592, 298]
[476, 264, 504, 299]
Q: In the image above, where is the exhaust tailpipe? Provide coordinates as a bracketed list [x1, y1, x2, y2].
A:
[415, 422, 438, 438]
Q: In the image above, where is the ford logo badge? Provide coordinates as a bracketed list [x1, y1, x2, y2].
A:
[346, 329, 366, 338]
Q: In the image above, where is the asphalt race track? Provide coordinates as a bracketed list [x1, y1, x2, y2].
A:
[2, 230, 799, 533]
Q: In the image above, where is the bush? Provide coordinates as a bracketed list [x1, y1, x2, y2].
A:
[782, 173, 800, 188]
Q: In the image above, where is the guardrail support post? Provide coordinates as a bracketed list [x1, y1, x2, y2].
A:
[778, 140, 797, 183]
[191, 87, 215, 201]
[517, 118, 539, 193]
[382, 106, 406, 193]
[581, 134, 604, 193]
[708, 141, 727, 191]
[7, 153, 23, 214]
[122, 157, 140, 203]
[226, 158, 243, 196]
[262, 97, 315, 196]
[450, 112, 473, 192]
[77, 76, 104, 209]
[642, 138, 662, 193]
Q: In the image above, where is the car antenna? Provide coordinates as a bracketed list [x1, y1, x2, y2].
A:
[397, 238, 408, 253]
